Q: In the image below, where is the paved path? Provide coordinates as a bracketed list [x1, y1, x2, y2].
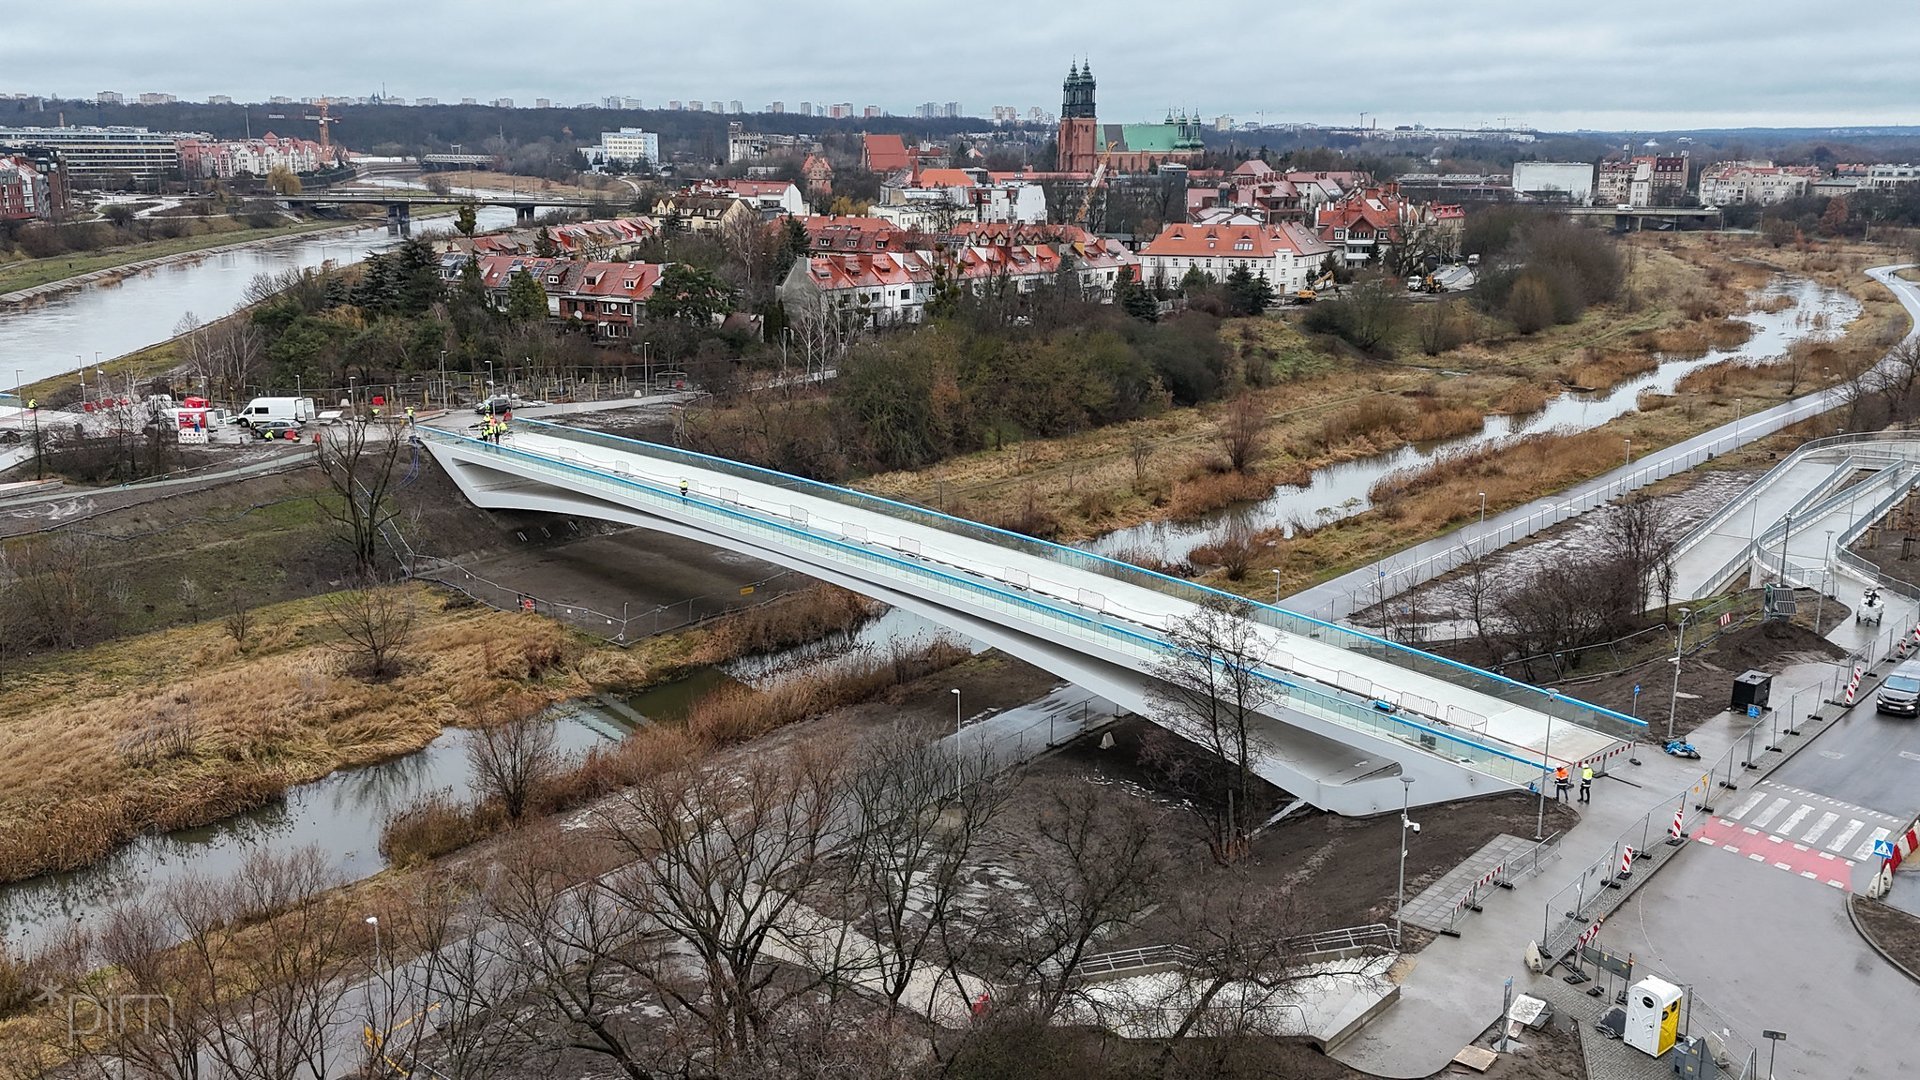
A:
[1291, 263, 1920, 623]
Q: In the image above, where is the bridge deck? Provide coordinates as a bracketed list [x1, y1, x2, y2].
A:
[466, 424, 1623, 775]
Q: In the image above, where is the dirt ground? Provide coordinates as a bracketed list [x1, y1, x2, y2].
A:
[1850, 896, 1920, 977]
[1547, 618, 1844, 738]
[991, 715, 1580, 945]
[1848, 488, 1920, 592]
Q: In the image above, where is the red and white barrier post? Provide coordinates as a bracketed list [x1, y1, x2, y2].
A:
[1616, 844, 1635, 881]
[1844, 663, 1865, 706]
[1667, 804, 1688, 844]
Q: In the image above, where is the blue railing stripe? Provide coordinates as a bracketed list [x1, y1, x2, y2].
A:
[515, 417, 1643, 732]
[433, 429, 1548, 773]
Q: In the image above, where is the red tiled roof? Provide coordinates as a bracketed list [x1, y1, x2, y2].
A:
[1140, 222, 1330, 259]
[864, 134, 911, 172]
[803, 214, 908, 253]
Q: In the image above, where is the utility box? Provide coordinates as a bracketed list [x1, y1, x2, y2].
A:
[1624, 976, 1683, 1057]
[1730, 671, 1772, 713]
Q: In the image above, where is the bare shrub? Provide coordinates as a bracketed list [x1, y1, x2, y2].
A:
[324, 584, 417, 680]
[467, 714, 561, 822]
[1217, 393, 1267, 473]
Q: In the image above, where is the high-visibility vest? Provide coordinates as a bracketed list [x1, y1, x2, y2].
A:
[1581, 767, 1594, 783]
[1555, 767, 1569, 783]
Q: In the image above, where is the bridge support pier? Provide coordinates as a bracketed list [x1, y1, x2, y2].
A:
[386, 202, 411, 236]
[515, 205, 537, 225]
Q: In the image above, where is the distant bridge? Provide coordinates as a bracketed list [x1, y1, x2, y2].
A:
[1559, 205, 1725, 228]
[278, 188, 604, 226]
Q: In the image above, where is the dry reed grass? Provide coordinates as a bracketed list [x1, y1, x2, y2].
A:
[1168, 467, 1275, 522]
[1494, 382, 1554, 415]
[689, 585, 878, 665]
[1562, 349, 1658, 391]
[376, 640, 972, 863]
[0, 585, 660, 885]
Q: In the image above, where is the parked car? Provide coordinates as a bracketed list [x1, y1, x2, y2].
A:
[231, 396, 317, 428]
[253, 419, 303, 441]
[475, 395, 522, 416]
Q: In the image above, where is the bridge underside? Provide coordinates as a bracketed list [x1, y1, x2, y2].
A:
[432, 450, 1520, 815]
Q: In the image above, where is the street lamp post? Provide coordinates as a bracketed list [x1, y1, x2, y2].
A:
[439, 349, 448, 409]
[1535, 715, 1553, 839]
[365, 915, 384, 1044]
[642, 341, 652, 394]
[1271, 568, 1283, 606]
[1818, 529, 1836, 631]
[950, 688, 963, 796]
[1624, 438, 1632, 469]
[1668, 607, 1692, 741]
[1395, 777, 1416, 942]
[1478, 491, 1487, 528]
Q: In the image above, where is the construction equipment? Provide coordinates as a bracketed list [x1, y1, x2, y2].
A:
[1295, 270, 1335, 304]
[302, 97, 339, 159]
[1073, 161, 1108, 227]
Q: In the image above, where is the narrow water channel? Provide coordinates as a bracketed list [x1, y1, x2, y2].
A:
[1091, 277, 1859, 563]
[0, 704, 626, 950]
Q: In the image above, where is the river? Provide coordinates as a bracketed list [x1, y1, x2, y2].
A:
[0, 205, 517, 389]
[1092, 276, 1860, 563]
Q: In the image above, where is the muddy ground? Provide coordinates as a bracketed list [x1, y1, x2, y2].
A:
[1849, 489, 1920, 592]
[1851, 896, 1920, 978]
[990, 715, 1580, 946]
[1543, 619, 1845, 739]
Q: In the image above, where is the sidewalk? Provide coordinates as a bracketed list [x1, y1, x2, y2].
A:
[1332, 604, 1917, 1077]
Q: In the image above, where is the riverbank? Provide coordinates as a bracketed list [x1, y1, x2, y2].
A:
[0, 576, 873, 887]
[0, 216, 375, 303]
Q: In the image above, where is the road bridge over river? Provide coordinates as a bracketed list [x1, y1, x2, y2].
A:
[420, 421, 1642, 815]
[280, 188, 602, 226]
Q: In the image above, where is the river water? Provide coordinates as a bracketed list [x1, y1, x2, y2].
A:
[0, 205, 516, 388]
[1092, 277, 1859, 562]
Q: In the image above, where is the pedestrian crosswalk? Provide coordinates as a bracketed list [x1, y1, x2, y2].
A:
[1720, 784, 1902, 861]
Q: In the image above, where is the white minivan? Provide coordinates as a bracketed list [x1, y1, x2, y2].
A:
[232, 397, 317, 428]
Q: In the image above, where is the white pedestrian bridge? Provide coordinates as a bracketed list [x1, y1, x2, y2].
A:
[422, 421, 1639, 814]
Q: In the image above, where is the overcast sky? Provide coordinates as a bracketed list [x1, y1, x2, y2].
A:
[5, 1, 1914, 131]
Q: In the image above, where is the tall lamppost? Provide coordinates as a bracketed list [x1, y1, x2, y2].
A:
[950, 688, 963, 796]
[1395, 777, 1417, 943]
[1535, 715, 1553, 839]
[1478, 491, 1487, 528]
[1818, 529, 1836, 631]
[1668, 607, 1693, 741]
[365, 915, 384, 1046]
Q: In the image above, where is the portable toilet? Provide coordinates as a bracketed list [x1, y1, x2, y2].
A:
[1623, 975, 1683, 1057]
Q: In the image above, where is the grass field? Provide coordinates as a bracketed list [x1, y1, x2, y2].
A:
[0, 216, 363, 297]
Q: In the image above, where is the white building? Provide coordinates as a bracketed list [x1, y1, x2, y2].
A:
[873, 168, 1048, 228]
[1511, 161, 1595, 204]
[1138, 222, 1332, 296]
[1697, 161, 1822, 206]
[592, 127, 659, 168]
[1866, 164, 1920, 190]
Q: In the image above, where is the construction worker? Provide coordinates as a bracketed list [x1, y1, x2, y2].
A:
[679, 478, 690, 498]
[1553, 765, 1571, 804]
[1579, 765, 1595, 804]
[405, 405, 415, 425]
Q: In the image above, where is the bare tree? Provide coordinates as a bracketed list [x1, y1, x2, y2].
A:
[482, 833, 659, 1080]
[467, 714, 560, 821]
[593, 747, 848, 1067]
[1129, 431, 1153, 493]
[178, 311, 264, 401]
[838, 730, 1011, 1018]
[992, 787, 1164, 1021]
[378, 871, 543, 1080]
[1217, 393, 1267, 474]
[324, 584, 416, 680]
[1604, 492, 1677, 614]
[4, 532, 121, 649]
[315, 420, 406, 578]
[1144, 597, 1277, 865]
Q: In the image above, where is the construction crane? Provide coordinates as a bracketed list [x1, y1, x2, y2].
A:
[302, 97, 339, 159]
[1073, 161, 1108, 227]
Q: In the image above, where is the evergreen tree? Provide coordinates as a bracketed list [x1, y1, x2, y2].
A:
[647, 264, 730, 325]
[1224, 265, 1276, 316]
[535, 227, 559, 258]
[1115, 270, 1158, 323]
[505, 270, 549, 323]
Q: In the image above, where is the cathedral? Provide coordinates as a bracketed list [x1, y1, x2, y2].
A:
[1055, 61, 1206, 175]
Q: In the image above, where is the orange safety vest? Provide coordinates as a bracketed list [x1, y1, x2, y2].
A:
[1555, 767, 1569, 783]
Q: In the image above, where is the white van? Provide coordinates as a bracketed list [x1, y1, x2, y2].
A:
[232, 397, 317, 427]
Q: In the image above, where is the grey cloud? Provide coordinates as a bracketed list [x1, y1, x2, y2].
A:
[3, 0, 1914, 129]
